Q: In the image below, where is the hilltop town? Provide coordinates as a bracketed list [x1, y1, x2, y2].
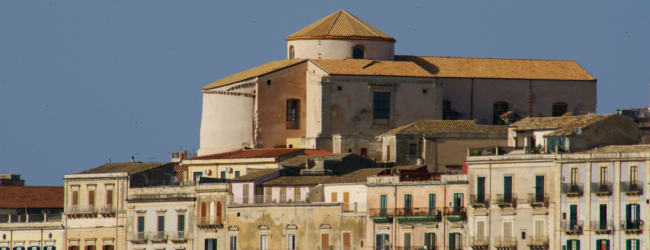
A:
[2, 10, 649, 250]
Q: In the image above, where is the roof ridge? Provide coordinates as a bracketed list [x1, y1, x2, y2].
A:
[326, 10, 343, 36]
[396, 55, 578, 62]
[343, 10, 379, 37]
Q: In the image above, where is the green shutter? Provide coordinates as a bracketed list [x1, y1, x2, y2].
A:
[158, 216, 164, 232]
[477, 177, 485, 202]
[424, 233, 430, 246]
[600, 204, 607, 229]
[569, 205, 577, 228]
[405, 195, 412, 209]
[577, 240, 580, 250]
[178, 215, 185, 231]
[429, 194, 436, 208]
[137, 216, 145, 232]
[536, 175, 544, 201]
[449, 233, 455, 250]
[380, 195, 387, 209]
[504, 176, 512, 201]
[626, 239, 631, 250]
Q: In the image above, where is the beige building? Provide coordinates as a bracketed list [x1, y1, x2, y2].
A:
[198, 10, 597, 156]
[0, 186, 64, 250]
[193, 182, 229, 250]
[64, 162, 177, 250]
[377, 120, 507, 172]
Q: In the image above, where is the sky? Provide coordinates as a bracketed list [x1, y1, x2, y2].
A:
[1, 1, 648, 186]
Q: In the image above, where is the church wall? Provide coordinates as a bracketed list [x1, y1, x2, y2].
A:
[198, 83, 255, 156]
[439, 78, 473, 120]
[530, 79, 596, 116]
[472, 78, 530, 125]
[256, 62, 309, 148]
[288, 39, 395, 60]
[305, 63, 330, 138]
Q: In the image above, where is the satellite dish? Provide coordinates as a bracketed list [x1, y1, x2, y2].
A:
[574, 128, 582, 135]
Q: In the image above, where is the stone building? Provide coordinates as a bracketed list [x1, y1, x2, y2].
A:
[198, 10, 597, 156]
[0, 186, 64, 250]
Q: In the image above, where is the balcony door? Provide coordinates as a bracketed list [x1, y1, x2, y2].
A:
[404, 194, 412, 215]
[596, 239, 609, 250]
[504, 176, 512, 202]
[453, 193, 463, 207]
[626, 204, 640, 229]
[380, 195, 388, 216]
[477, 177, 485, 203]
[424, 233, 436, 249]
[569, 205, 578, 229]
[599, 204, 607, 230]
[535, 176, 544, 202]
[376, 234, 389, 250]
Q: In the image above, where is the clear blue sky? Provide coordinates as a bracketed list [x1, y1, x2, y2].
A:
[1, 1, 648, 186]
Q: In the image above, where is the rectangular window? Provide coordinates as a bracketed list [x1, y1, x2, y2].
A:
[286, 100, 297, 122]
[178, 214, 185, 232]
[137, 216, 145, 232]
[331, 192, 337, 202]
[295, 187, 301, 201]
[626, 204, 640, 229]
[380, 195, 388, 215]
[287, 234, 296, 250]
[221, 171, 226, 179]
[343, 192, 350, 211]
[343, 232, 351, 247]
[280, 187, 287, 202]
[453, 193, 463, 207]
[477, 221, 485, 239]
[260, 235, 268, 250]
[503, 221, 512, 237]
[596, 239, 609, 250]
[88, 190, 95, 206]
[157, 215, 164, 232]
[570, 168, 578, 185]
[243, 184, 250, 204]
[504, 176, 512, 202]
[85, 246, 94, 250]
[205, 239, 217, 250]
[403, 233, 411, 247]
[404, 194, 412, 209]
[627, 239, 640, 250]
[535, 220, 544, 236]
[424, 233, 435, 249]
[408, 144, 417, 155]
[230, 236, 237, 250]
[599, 204, 607, 230]
[373, 92, 391, 119]
[449, 233, 462, 250]
[72, 191, 79, 205]
[567, 239, 580, 250]
[235, 171, 240, 177]
[265, 187, 272, 203]
[193, 172, 202, 181]
[535, 175, 545, 202]
[376, 234, 389, 249]
[101, 246, 113, 250]
[630, 166, 638, 182]
[569, 205, 578, 229]
[106, 190, 113, 206]
[429, 194, 436, 209]
[600, 167, 608, 184]
[477, 177, 485, 203]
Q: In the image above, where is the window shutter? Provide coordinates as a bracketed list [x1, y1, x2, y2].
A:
[477, 221, 484, 238]
[331, 192, 337, 202]
[429, 194, 436, 208]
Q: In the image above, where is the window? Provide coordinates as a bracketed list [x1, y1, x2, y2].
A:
[85, 246, 94, 250]
[552, 103, 568, 117]
[265, 187, 272, 203]
[453, 193, 463, 207]
[502, 221, 512, 237]
[626, 239, 640, 250]
[408, 144, 417, 156]
[289, 45, 295, 59]
[477, 221, 485, 240]
[422, 89, 427, 94]
[280, 187, 287, 202]
[193, 172, 202, 181]
[331, 192, 337, 202]
[376, 234, 389, 250]
[404, 194, 412, 209]
[267, 80, 271, 86]
[235, 171, 240, 178]
[178, 214, 185, 232]
[260, 235, 268, 250]
[343, 192, 350, 211]
[216, 201, 222, 222]
[380, 195, 388, 216]
[286, 100, 298, 122]
[221, 171, 226, 179]
[521, 231, 526, 240]
[504, 176, 513, 202]
[566, 240, 580, 250]
[424, 233, 436, 249]
[157, 215, 165, 238]
[569, 205, 578, 229]
[477, 177, 485, 203]
[403, 232, 411, 247]
[535, 175, 545, 202]
[493, 102, 509, 125]
[343, 232, 351, 248]
[243, 184, 250, 204]
[429, 194, 436, 212]
[352, 46, 365, 59]
[535, 220, 544, 236]
[630, 166, 638, 182]
[570, 168, 578, 185]
[373, 92, 390, 119]
[449, 233, 462, 250]
[321, 234, 329, 249]
[294, 187, 301, 201]
[101, 246, 113, 250]
[337, 86, 342, 91]
[137, 216, 145, 239]
[598, 204, 607, 230]
[442, 100, 451, 120]
[205, 239, 217, 250]
[88, 190, 95, 206]
[625, 204, 640, 229]
[229, 236, 237, 250]
[201, 201, 207, 218]
[106, 190, 113, 207]
[600, 167, 608, 184]
[288, 234, 296, 250]
[595, 239, 609, 250]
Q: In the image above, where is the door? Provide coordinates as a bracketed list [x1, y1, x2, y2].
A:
[453, 193, 463, 207]
[424, 233, 436, 249]
[599, 204, 607, 230]
[627, 239, 640, 250]
[321, 234, 329, 249]
[404, 233, 411, 247]
[596, 239, 610, 250]
[504, 176, 512, 202]
[343, 232, 351, 249]
[477, 177, 485, 203]
[137, 216, 145, 239]
[626, 204, 640, 229]
[477, 221, 485, 241]
[205, 239, 217, 250]
[259, 235, 268, 250]
[429, 194, 436, 215]
[178, 215, 185, 238]
[404, 194, 412, 215]
[567, 240, 580, 250]
[535, 175, 544, 202]
[157, 216, 164, 238]
[376, 234, 389, 250]
[569, 205, 577, 229]
[535, 220, 544, 236]
[380, 195, 388, 216]
[343, 192, 350, 212]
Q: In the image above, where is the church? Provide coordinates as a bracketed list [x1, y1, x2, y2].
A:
[198, 10, 596, 156]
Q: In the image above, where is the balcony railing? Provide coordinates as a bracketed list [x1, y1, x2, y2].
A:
[369, 208, 396, 217]
[591, 182, 613, 196]
[561, 183, 584, 196]
[395, 247, 432, 250]
[495, 194, 517, 207]
[445, 245, 463, 250]
[64, 205, 95, 215]
[469, 194, 489, 208]
[443, 207, 466, 222]
[395, 207, 441, 217]
[620, 220, 643, 233]
[561, 220, 584, 234]
[468, 236, 489, 247]
[168, 231, 191, 240]
[149, 231, 167, 241]
[494, 236, 517, 248]
[96, 205, 115, 214]
[621, 181, 643, 195]
[196, 216, 222, 228]
[526, 236, 549, 248]
[591, 220, 614, 233]
[127, 232, 148, 242]
[527, 193, 549, 207]
[229, 195, 309, 205]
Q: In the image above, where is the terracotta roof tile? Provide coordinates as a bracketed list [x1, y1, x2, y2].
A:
[0, 186, 64, 208]
[189, 148, 304, 160]
[230, 168, 282, 182]
[287, 10, 394, 42]
[280, 153, 353, 168]
[511, 114, 612, 136]
[304, 149, 333, 155]
[580, 145, 650, 154]
[383, 120, 507, 136]
[78, 162, 176, 175]
[311, 59, 434, 78]
[203, 59, 307, 90]
[395, 55, 595, 81]
[262, 176, 334, 186]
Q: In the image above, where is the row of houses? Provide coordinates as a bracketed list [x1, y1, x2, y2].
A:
[1, 114, 647, 250]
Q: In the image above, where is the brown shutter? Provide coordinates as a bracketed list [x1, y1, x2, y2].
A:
[106, 190, 113, 206]
[321, 234, 329, 248]
[201, 202, 207, 217]
[343, 192, 350, 211]
[72, 191, 79, 205]
[332, 192, 337, 202]
[343, 233, 351, 247]
[88, 191, 95, 206]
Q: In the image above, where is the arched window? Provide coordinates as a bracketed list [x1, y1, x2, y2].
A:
[552, 102, 568, 117]
[289, 45, 295, 59]
[200, 201, 207, 217]
[493, 102, 509, 125]
[216, 201, 222, 222]
[352, 46, 365, 59]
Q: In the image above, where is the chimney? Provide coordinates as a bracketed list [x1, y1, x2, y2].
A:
[131, 156, 134, 163]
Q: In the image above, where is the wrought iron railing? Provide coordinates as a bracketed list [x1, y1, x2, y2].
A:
[196, 216, 222, 226]
[495, 193, 517, 207]
[526, 236, 549, 248]
[127, 232, 148, 241]
[621, 181, 643, 195]
[561, 183, 584, 196]
[443, 207, 466, 217]
[395, 207, 441, 217]
[64, 205, 95, 214]
[168, 231, 191, 240]
[468, 236, 489, 247]
[229, 195, 309, 205]
[591, 182, 613, 195]
[494, 236, 517, 247]
[620, 220, 643, 231]
[561, 220, 584, 233]
[527, 193, 549, 207]
[368, 208, 396, 217]
[469, 194, 490, 208]
[590, 220, 614, 232]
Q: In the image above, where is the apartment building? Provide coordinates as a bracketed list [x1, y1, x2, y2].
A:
[194, 182, 229, 250]
[365, 166, 469, 250]
[64, 162, 177, 250]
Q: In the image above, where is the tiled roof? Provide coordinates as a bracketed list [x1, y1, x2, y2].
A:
[328, 168, 385, 183]
[230, 168, 282, 182]
[511, 114, 612, 135]
[383, 120, 507, 136]
[304, 149, 333, 155]
[262, 176, 334, 186]
[0, 186, 64, 208]
[395, 55, 595, 81]
[311, 59, 434, 78]
[287, 10, 395, 42]
[280, 153, 352, 168]
[189, 148, 304, 160]
[202, 59, 307, 90]
[78, 162, 175, 175]
[581, 145, 650, 154]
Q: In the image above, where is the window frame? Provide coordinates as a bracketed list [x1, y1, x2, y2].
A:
[352, 45, 365, 59]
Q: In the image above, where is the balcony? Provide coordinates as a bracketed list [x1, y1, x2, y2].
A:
[561, 183, 584, 197]
[149, 231, 167, 242]
[621, 181, 643, 195]
[196, 216, 222, 229]
[395, 207, 441, 223]
[168, 231, 191, 242]
[494, 237, 517, 249]
[469, 194, 489, 208]
[368, 208, 395, 223]
[561, 220, 584, 234]
[395, 247, 434, 250]
[526, 236, 549, 249]
[620, 220, 643, 234]
[64, 205, 95, 217]
[127, 232, 148, 243]
[527, 193, 549, 207]
[591, 182, 613, 196]
[229, 195, 309, 205]
[0, 213, 62, 223]
[443, 207, 466, 222]
[468, 236, 489, 249]
[591, 220, 614, 234]
[96, 205, 115, 216]
[445, 245, 463, 250]
[495, 194, 517, 208]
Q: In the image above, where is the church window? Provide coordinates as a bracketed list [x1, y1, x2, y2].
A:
[267, 80, 271, 86]
[493, 102, 509, 125]
[373, 92, 390, 119]
[552, 102, 568, 117]
[289, 45, 295, 59]
[286, 100, 298, 122]
[352, 46, 365, 59]
[423, 89, 427, 94]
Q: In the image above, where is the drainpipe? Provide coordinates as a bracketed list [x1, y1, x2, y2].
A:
[394, 184, 397, 249]
[116, 178, 119, 250]
[443, 181, 447, 249]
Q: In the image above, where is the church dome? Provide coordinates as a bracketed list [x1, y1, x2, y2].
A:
[287, 10, 395, 42]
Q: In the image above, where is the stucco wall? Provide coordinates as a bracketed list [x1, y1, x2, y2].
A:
[288, 39, 395, 61]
